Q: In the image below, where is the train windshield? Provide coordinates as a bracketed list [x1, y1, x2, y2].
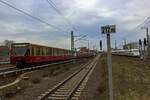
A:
[12, 47, 27, 56]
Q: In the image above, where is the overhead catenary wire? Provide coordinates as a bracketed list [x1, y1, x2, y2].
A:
[46, 0, 90, 42]
[136, 16, 150, 28]
[46, 0, 78, 31]
[122, 16, 150, 39]
[0, 0, 68, 33]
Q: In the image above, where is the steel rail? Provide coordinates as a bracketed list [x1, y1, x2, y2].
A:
[36, 55, 99, 100]
[0, 60, 73, 77]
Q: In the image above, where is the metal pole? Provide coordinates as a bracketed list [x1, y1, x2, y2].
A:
[107, 33, 113, 100]
[71, 31, 74, 53]
[88, 40, 89, 52]
[115, 40, 117, 50]
[146, 28, 149, 43]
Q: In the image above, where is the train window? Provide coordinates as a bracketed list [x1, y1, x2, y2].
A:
[46, 48, 49, 55]
[57, 49, 59, 56]
[56, 49, 58, 56]
[62, 50, 64, 56]
[44, 48, 46, 56]
[48, 48, 50, 56]
[37, 48, 40, 56]
[39, 48, 41, 56]
[53, 48, 55, 56]
[60, 50, 62, 56]
[40, 48, 43, 56]
[57, 50, 59, 56]
[42, 48, 44, 56]
[61, 50, 63, 56]
[52, 48, 53, 56]
[31, 48, 34, 56]
[40, 48, 42, 55]
[37, 48, 39, 56]
[49, 48, 52, 56]
[55, 49, 58, 56]
[59, 50, 61, 56]
[55, 49, 57, 56]
[58, 50, 60, 56]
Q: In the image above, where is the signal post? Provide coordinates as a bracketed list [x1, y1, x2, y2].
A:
[101, 25, 116, 100]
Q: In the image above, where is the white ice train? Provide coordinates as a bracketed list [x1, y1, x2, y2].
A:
[112, 49, 139, 57]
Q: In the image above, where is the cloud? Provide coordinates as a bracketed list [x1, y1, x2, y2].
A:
[0, 0, 150, 50]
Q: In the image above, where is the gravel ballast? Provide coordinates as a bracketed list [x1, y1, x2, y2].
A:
[4, 58, 91, 100]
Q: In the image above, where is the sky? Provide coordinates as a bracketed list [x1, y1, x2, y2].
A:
[0, 0, 150, 50]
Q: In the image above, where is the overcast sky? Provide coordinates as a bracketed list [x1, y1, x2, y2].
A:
[0, 0, 150, 50]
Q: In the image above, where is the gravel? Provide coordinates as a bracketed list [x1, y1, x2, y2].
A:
[4, 58, 91, 100]
[79, 54, 108, 100]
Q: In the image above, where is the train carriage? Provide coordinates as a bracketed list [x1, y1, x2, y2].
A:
[10, 43, 73, 68]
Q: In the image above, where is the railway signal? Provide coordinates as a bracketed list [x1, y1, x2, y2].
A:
[139, 39, 142, 46]
[100, 40, 102, 50]
[141, 27, 149, 43]
[144, 38, 147, 46]
[101, 24, 116, 100]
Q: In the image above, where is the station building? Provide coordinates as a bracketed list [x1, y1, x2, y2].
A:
[123, 42, 139, 50]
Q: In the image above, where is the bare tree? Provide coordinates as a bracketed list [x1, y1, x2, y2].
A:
[3, 40, 14, 47]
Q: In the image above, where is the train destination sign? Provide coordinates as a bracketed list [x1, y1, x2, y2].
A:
[101, 25, 116, 34]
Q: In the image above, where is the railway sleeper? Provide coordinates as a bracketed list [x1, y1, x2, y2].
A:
[48, 96, 66, 100]
[50, 94, 68, 97]
[54, 91, 70, 95]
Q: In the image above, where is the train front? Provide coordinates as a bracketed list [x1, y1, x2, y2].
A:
[10, 43, 30, 68]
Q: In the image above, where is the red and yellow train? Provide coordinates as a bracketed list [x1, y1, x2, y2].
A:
[10, 43, 93, 68]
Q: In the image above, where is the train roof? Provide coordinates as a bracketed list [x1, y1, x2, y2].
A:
[12, 43, 71, 51]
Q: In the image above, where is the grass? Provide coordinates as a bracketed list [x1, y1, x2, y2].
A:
[95, 54, 109, 100]
[112, 55, 150, 100]
[97, 54, 150, 100]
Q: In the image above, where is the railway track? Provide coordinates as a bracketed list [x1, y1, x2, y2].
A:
[36, 55, 99, 100]
[0, 60, 73, 77]
[0, 67, 17, 73]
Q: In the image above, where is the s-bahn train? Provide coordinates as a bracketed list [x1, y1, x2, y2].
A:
[10, 43, 93, 68]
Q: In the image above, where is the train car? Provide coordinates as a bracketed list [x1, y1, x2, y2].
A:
[10, 43, 73, 68]
[112, 49, 139, 57]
